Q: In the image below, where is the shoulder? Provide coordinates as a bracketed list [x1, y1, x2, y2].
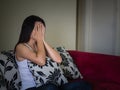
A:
[15, 43, 30, 61]
[15, 43, 29, 56]
[15, 44, 25, 61]
[16, 43, 26, 50]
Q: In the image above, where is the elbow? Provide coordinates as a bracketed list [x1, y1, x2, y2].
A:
[38, 59, 46, 66]
[37, 57, 46, 66]
[39, 61, 46, 66]
[57, 57, 62, 64]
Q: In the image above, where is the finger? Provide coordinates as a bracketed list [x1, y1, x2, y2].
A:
[37, 23, 41, 31]
[39, 23, 43, 31]
[34, 22, 39, 31]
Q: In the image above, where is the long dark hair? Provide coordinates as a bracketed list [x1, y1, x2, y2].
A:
[14, 15, 45, 52]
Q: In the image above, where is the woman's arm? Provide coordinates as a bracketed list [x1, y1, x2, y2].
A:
[40, 23, 62, 64]
[16, 43, 46, 66]
[43, 40, 62, 64]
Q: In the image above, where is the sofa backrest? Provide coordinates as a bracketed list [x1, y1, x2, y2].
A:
[68, 50, 120, 88]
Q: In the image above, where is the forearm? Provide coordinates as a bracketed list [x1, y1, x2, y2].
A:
[43, 40, 62, 63]
[36, 40, 46, 65]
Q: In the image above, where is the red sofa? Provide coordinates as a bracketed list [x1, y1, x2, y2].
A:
[68, 50, 120, 90]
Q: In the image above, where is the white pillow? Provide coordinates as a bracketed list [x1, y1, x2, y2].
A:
[27, 56, 68, 87]
[54, 47, 83, 80]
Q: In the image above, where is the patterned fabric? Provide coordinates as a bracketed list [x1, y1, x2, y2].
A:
[0, 67, 6, 90]
[54, 47, 83, 80]
[0, 50, 21, 90]
[27, 56, 68, 87]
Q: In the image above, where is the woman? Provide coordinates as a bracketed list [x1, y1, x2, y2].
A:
[14, 15, 92, 90]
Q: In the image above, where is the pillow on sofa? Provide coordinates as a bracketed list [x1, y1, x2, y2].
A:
[0, 50, 21, 90]
[54, 47, 83, 80]
[0, 67, 5, 89]
[27, 56, 68, 87]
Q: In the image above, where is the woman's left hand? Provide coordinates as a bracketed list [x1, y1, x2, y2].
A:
[41, 23, 46, 41]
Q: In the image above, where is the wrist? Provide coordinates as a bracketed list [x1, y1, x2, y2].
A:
[36, 38, 43, 43]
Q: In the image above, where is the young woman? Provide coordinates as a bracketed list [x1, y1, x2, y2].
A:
[14, 15, 92, 90]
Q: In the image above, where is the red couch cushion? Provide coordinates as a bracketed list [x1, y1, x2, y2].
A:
[68, 50, 120, 90]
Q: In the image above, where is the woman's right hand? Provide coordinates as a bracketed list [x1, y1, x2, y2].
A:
[33, 22, 43, 42]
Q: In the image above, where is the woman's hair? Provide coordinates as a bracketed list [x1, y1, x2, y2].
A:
[14, 15, 45, 51]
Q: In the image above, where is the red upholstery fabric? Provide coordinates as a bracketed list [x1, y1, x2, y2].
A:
[68, 50, 120, 90]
